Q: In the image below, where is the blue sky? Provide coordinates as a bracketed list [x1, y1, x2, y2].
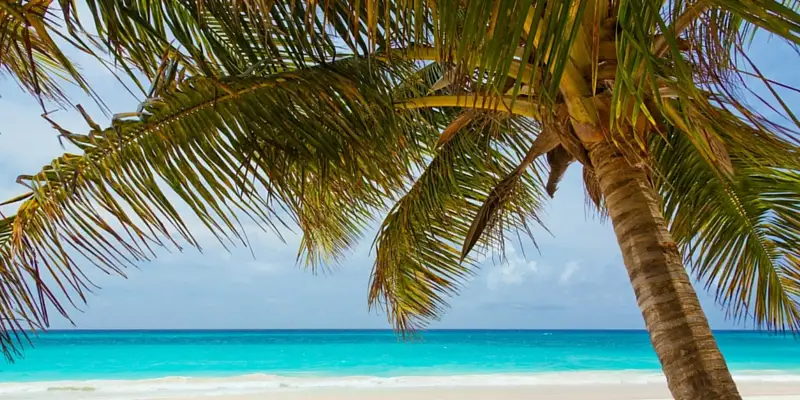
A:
[0, 26, 796, 331]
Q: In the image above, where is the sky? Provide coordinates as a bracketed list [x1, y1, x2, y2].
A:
[0, 20, 797, 331]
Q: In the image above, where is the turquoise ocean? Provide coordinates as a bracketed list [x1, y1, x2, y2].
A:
[2, 330, 799, 399]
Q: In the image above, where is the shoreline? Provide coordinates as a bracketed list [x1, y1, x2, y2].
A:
[6, 371, 800, 400]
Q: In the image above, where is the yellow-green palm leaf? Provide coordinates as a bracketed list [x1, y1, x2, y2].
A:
[0, 0, 95, 104]
[0, 56, 433, 359]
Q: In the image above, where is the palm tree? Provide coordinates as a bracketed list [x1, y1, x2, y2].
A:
[1, 1, 800, 399]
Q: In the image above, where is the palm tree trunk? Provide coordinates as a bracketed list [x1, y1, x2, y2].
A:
[587, 140, 742, 400]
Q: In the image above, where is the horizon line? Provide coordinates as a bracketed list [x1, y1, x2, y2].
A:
[39, 328, 762, 332]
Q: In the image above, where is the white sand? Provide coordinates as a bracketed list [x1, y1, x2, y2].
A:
[165, 382, 800, 400]
[8, 374, 800, 399]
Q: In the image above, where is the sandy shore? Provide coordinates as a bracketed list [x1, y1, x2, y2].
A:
[9, 374, 800, 399]
[165, 382, 800, 400]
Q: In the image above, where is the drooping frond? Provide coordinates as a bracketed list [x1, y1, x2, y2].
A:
[462, 125, 559, 259]
[636, 0, 800, 331]
[369, 113, 547, 331]
[0, 57, 431, 359]
[653, 125, 800, 331]
[0, 0, 95, 105]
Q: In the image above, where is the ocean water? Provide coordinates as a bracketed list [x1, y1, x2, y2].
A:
[1, 330, 799, 399]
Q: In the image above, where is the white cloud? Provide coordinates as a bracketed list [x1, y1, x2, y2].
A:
[486, 245, 538, 290]
[558, 261, 581, 285]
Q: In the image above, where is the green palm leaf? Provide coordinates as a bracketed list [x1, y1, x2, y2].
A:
[653, 125, 800, 331]
[0, 56, 431, 359]
[370, 112, 547, 331]
[66, 0, 342, 82]
[0, 0, 96, 105]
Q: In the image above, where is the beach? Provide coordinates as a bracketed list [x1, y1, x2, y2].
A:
[166, 383, 800, 400]
[6, 378, 800, 400]
[3, 330, 800, 399]
[7, 373, 800, 400]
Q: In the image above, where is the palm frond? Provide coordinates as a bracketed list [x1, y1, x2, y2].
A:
[462, 124, 558, 259]
[605, 0, 800, 165]
[0, 0, 95, 105]
[283, 0, 592, 106]
[0, 56, 430, 359]
[653, 126, 800, 331]
[369, 112, 547, 331]
[57, 0, 343, 88]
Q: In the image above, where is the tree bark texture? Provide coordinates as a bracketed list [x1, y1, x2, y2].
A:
[588, 140, 742, 400]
